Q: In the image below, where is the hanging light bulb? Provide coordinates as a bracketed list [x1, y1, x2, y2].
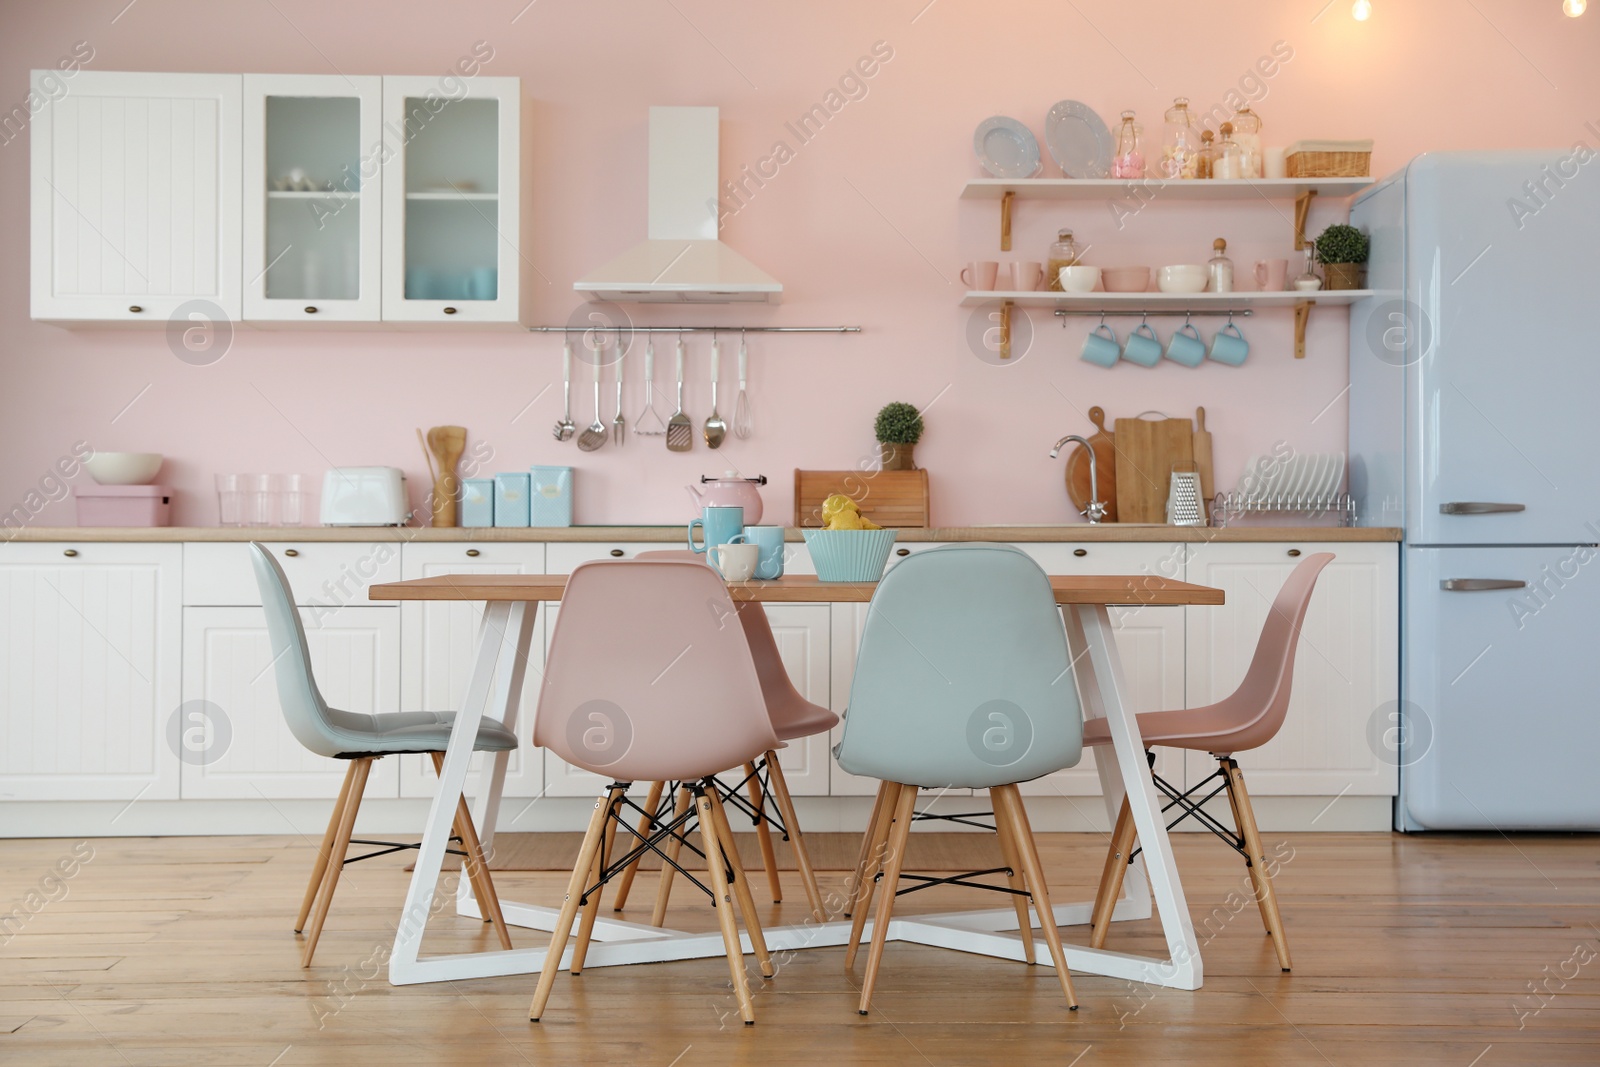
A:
[1352, 0, 1373, 19]
[1563, 0, 1586, 16]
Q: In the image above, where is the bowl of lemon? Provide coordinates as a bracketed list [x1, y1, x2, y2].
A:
[803, 495, 898, 582]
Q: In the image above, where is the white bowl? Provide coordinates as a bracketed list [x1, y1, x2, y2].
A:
[85, 452, 164, 485]
[1059, 265, 1101, 293]
[1157, 265, 1208, 294]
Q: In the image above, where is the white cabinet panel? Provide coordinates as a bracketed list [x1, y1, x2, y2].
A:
[758, 604, 830, 796]
[0, 544, 181, 801]
[180, 606, 400, 799]
[397, 543, 544, 799]
[31, 71, 241, 322]
[183, 541, 402, 607]
[1183, 541, 1399, 796]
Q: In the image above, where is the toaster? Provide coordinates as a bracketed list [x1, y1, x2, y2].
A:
[320, 467, 410, 526]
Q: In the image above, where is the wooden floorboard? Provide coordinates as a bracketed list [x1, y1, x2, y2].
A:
[1, 831, 1597, 1064]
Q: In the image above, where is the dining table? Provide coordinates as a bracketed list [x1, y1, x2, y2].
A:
[367, 570, 1223, 991]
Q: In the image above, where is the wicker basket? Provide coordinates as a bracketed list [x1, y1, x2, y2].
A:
[1285, 139, 1373, 178]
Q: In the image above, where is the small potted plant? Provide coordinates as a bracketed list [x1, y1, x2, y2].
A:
[1314, 223, 1369, 291]
[874, 401, 924, 471]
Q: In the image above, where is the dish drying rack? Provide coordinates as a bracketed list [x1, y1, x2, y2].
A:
[1210, 451, 1355, 527]
[1211, 490, 1356, 527]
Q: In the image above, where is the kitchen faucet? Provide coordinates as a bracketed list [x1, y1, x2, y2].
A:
[1050, 435, 1108, 524]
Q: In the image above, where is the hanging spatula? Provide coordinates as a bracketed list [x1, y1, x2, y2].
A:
[703, 336, 727, 450]
[666, 335, 693, 452]
[576, 341, 608, 452]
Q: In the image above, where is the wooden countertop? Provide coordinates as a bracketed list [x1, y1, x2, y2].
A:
[4, 525, 1402, 544]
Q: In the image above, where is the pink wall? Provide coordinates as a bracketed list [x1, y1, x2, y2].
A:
[3, 0, 1597, 528]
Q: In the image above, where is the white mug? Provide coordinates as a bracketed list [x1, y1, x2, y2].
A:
[708, 541, 759, 582]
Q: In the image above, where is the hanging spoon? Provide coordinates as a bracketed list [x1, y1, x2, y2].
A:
[703, 335, 727, 450]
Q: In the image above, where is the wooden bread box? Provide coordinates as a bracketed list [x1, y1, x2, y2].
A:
[793, 468, 930, 528]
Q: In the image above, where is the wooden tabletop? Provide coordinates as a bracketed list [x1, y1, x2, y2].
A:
[368, 572, 1224, 607]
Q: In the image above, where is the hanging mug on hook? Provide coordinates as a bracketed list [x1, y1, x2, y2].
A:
[1081, 316, 1120, 367]
[1121, 316, 1163, 367]
[1166, 314, 1207, 367]
[1209, 316, 1250, 366]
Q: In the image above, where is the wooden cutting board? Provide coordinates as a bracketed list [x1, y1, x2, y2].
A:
[1114, 413, 1194, 523]
[1193, 406, 1215, 519]
[1065, 406, 1117, 522]
[793, 469, 930, 528]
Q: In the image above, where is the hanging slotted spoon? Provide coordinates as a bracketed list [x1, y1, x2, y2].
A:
[733, 332, 752, 440]
[666, 335, 694, 452]
[552, 340, 575, 442]
[635, 340, 667, 436]
[611, 342, 626, 447]
[703, 336, 727, 450]
[576, 341, 607, 451]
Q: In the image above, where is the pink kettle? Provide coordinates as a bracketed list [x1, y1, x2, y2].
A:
[686, 472, 767, 524]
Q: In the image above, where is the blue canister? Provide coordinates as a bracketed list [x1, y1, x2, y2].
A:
[461, 478, 494, 527]
[493, 472, 531, 527]
[530, 465, 573, 527]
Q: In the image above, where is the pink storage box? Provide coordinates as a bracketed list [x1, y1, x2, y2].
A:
[74, 485, 173, 527]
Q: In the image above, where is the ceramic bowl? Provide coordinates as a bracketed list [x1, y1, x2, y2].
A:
[1101, 266, 1151, 293]
[1157, 265, 1208, 294]
[85, 452, 164, 485]
[802, 528, 897, 582]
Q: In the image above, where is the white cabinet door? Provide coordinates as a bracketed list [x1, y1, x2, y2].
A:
[242, 74, 383, 321]
[31, 71, 242, 323]
[396, 543, 544, 799]
[1183, 541, 1399, 796]
[0, 544, 181, 801]
[759, 604, 830, 797]
[180, 606, 400, 799]
[380, 75, 524, 324]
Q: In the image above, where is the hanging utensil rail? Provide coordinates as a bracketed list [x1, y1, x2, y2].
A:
[1052, 309, 1253, 319]
[526, 325, 862, 333]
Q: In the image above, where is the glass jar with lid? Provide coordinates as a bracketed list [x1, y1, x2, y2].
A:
[1212, 122, 1244, 180]
[1230, 106, 1263, 178]
[1195, 129, 1217, 180]
[1207, 238, 1234, 293]
[1111, 110, 1145, 179]
[1161, 97, 1202, 179]
[1046, 229, 1082, 292]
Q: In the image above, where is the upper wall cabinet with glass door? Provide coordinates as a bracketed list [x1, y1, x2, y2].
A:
[30, 71, 242, 323]
[380, 76, 526, 324]
[242, 75, 382, 322]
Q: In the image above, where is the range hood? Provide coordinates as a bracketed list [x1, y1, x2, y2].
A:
[575, 107, 782, 304]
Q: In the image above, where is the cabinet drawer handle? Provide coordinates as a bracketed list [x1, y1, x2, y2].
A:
[1441, 578, 1526, 592]
[304, 306, 318, 314]
[465, 548, 480, 557]
[1440, 501, 1525, 515]
[128, 305, 143, 313]
[1073, 548, 1088, 557]
[895, 548, 910, 557]
[1287, 548, 1302, 557]
[443, 307, 458, 315]
[283, 549, 300, 558]
[609, 549, 624, 557]
[62, 548, 79, 558]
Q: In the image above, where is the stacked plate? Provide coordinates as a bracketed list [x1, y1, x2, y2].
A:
[1236, 452, 1346, 505]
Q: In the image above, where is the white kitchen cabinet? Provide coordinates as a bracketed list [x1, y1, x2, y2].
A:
[380, 75, 526, 324]
[183, 540, 401, 607]
[30, 71, 242, 323]
[397, 543, 544, 799]
[180, 606, 401, 799]
[0, 544, 181, 801]
[242, 74, 383, 321]
[1182, 541, 1399, 796]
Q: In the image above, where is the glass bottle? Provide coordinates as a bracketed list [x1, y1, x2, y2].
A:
[1046, 229, 1082, 292]
[1213, 122, 1243, 180]
[1231, 106, 1263, 179]
[1161, 97, 1201, 179]
[1111, 110, 1145, 179]
[1207, 238, 1234, 293]
[1195, 130, 1217, 180]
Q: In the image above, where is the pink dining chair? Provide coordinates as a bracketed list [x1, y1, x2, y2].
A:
[1086, 552, 1334, 972]
[528, 558, 782, 1026]
[605, 549, 837, 924]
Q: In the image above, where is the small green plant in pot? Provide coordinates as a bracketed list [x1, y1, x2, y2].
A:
[875, 401, 924, 471]
[1315, 223, 1370, 291]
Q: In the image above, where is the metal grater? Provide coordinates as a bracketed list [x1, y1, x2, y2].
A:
[1167, 469, 1205, 526]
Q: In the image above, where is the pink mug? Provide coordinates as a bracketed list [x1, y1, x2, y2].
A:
[960, 260, 1000, 290]
[1013, 261, 1045, 291]
[991, 262, 1016, 291]
[1254, 258, 1288, 292]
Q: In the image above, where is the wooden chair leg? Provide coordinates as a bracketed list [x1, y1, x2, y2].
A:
[743, 761, 784, 904]
[705, 786, 774, 978]
[1089, 795, 1137, 950]
[697, 789, 757, 1025]
[845, 782, 901, 970]
[858, 784, 917, 1015]
[765, 753, 826, 923]
[610, 780, 663, 912]
[1216, 757, 1264, 932]
[301, 757, 373, 968]
[530, 787, 618, 1021]
[297, 760, 359, 933]
[1223, 759, 1293, 972]
[430, 752, 512, 949]
[996, 785, 1077, 1009]
[845, 781, 891, 919]
[650, 786, 694, 928]
[571, 788, 623, 975]
[990, 786, 1036, 965]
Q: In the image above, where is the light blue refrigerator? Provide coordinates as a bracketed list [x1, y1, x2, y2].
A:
[1349, 150, 1600, 831]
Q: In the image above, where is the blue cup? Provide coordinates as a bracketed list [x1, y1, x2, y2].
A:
[1209, 322, 1250, 366]
[1165, 323, 1207, 367]
[1081, 323, 1120, 367]
[688, 505, 744, 555]
[743, 525, 786, 580]
[1122, 322, 1162, 367]
[469, 267, 498, 300]
[405, 267, 433, 300]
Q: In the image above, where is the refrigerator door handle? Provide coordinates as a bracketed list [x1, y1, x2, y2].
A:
[1439, 502, 1527, 515]
[1440, 578, 1528, 591]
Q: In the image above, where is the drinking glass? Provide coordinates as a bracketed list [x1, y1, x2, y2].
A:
[243, 474, 275, 526]
[215, 474, 244, 526]
[276, 474, 306, 526]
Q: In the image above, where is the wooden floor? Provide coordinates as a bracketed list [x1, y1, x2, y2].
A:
[2, 830, 1597, 1065]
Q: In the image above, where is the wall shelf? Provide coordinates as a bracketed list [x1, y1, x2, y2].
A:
[960, 177, 1372, 201]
